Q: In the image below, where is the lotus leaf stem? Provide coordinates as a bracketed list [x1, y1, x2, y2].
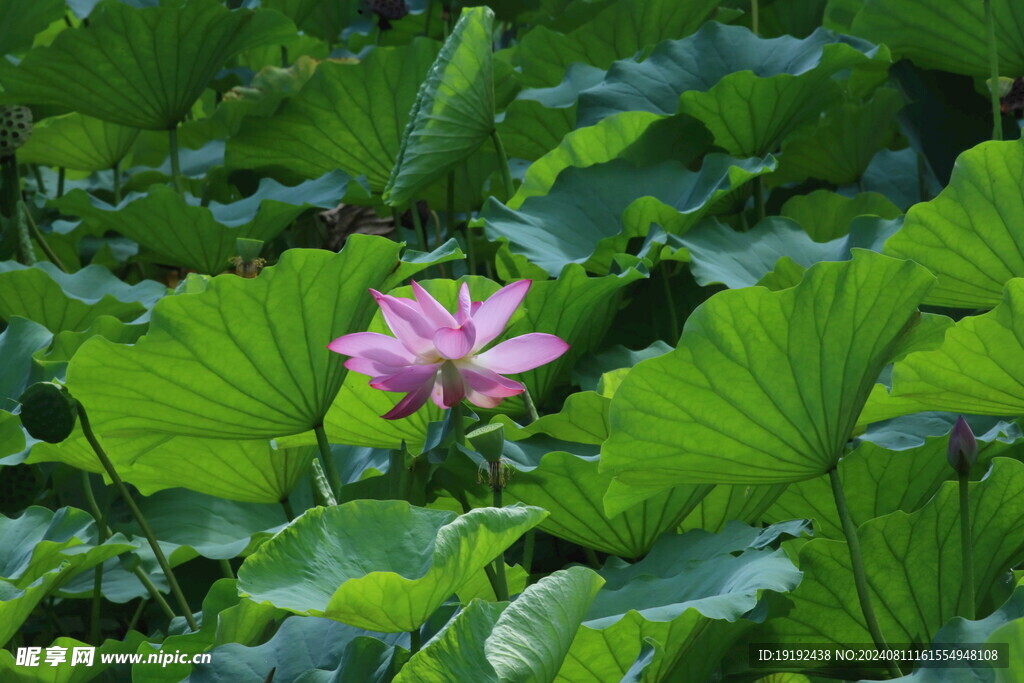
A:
[984, 0, 1003, 141]
[959, 472, 975, 619]
[490, 130, 515, 200]
[313, 423, 341, 501]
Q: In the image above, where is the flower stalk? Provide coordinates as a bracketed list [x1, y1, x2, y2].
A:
[984, 0, 1003, 140]
[77, 402, 199, 631]
[949, 416, 978, 619]
[829, 468, 902, 677]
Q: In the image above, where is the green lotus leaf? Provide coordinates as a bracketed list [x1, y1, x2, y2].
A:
[602, 251, 936, 495]
[0, 506, 134, 647]
[677, 482, 789, 534]
[572, 341, 672, 393]
[495, 63, 605, 162]
[768, 88, 903, 188]
[15, 113, 139, 172]
[496, 390, 610, 446]
[384, 7, 496, 207]
[260, 0, 360, 43]
[0, 317, 52, 409]
[482, 155, 774, 277]
[780, 190, 902, 242]
[396, 567, 603, 682]
[677, 215, 899, 289]
[577, 23, 889, 157]
[849, 0, 1024, 78]
[557, 523, 803, 682]
[29, 424, 314, 504]
[510, 0, 719, 87]
[884, 138, 1024, 309]
[888, 279, 1024, 416]
[508, 111, 712, 209]
[66, 236, 460, 440]
[122, 579, 285, 681]
[187, 614, 405, 683]
[32, 315, 146, 380]
[227, 40, 440, 192]
[237, 501, 547, 632]
[118, 490, 286, 561]
[755, 458, 1024, 656]
[0, 0, 294, 130]
[767, 420, 1020, 540]
[54, 171, 354, 274]
[0, 262, 166, 333]
[0, 0, 64, 56]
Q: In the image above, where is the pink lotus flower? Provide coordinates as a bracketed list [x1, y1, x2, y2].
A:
[328, 280, 569, 419]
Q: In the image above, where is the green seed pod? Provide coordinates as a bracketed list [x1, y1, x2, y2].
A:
[18, 382, 78, 444]
[0, 106, 33, 156]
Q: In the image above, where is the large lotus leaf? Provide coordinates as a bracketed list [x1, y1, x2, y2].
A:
[510, 0, 719, 87]
[0, 0, 294, 130]
[850, 0, 1024, 78]
[15, 113, 139, 172]
[189, 615, 405, 683]
[29, 426, 314, 503]
[66, 236, 460, 440]
[769, 88, 903, 187]
[886, 280, 1024, 416]
[576, 23, 889, 157]
[383, 7, 495, 207]
[764, 427, 1016, 539]
[508, 111, 712, 209]
[601, 251, 936, 495]
[116, 489, 286, 561]
[54, 171, 352, 274]
[677, 215, 900, 289]
[260, 0, 359, 43]
[32, 315, 146, 381]
[0, 506, 134, 647]
[755, 458, 1024, 655]
[495, 63, 606, 162]
[453, 424, 709, 559]
[557, 523, 803, 682]
[780, 190, 902, 242]
[396, 567, 603, 683]
[119, 579, 286, 682]
[237, 501, 547, 632]
[483, 155, 774, 277]
[0, 262, 166, 333]
[572, 341, 673, 393]
[884, 138, 1024, 309]
[678, 482, 789, 534]
[0, 317, 52, 408]
[227, 40, 439, 192]
[0, 0, 64, 56]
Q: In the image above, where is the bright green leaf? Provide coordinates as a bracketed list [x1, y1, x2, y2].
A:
[54, 172, 354, 274]
[0, 0, 294, 130]
[602, 251, 936, 494]
[850, 0, 1024, 77]
[780, 190, 902, 242]
[0, 0, 64, 56]
[237, 501, 547, 632]
[577, 23, 889, 157]
[227, 40, 440, 192]
[16, 113, 139, 172]
[884, 138, 1024, 309]
[384, 7, 496, 207]
[67, 236, 457, 440]
[397, 567, 603, 682]
[0, 262, 166, 333]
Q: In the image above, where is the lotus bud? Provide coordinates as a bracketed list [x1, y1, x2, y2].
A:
[947, 416, 978, 475]
[467, 423, 513, 491]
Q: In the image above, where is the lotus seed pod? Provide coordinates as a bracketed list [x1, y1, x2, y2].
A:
[18, 382, 78, 444]
[0, 106, 33, 156]
[947, 415, 978, 475]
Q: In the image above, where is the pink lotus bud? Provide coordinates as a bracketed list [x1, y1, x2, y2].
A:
[947, 416, 977, 475]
